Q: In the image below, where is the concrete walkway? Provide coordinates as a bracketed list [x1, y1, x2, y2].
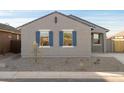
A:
[92, 53, 124, 64]
[0, 72, 124, 82]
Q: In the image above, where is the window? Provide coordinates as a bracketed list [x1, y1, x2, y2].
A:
[40, 31, 49, 46]
[63, 31, 72, 46]
[8, 35, 12, 39]
[59, 30, 77, 47]
[17, 35, 19, 40]
[93, 33, 101, 44]
[36, 30, 53, 48]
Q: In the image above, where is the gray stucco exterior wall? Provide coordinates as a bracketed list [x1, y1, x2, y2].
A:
[106, 39, 113, 52]
[20, 12, 107, 57]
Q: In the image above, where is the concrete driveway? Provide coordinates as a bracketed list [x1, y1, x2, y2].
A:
[92, 53, 124, 64]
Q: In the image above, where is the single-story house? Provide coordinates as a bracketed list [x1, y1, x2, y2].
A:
[107, 31, 124, 52]
[18, 11, 109, 57]
[0, 23, 21, 54]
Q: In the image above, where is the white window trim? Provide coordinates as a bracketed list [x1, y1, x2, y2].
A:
[62, 29, 74, 48]
[93, 44, 102, 46]
[39, 29, 51, 48]
[39, 29, 50, 32]
[62, 46, 74, 48]
[93, 33, 101, 46]
[62, 29, 74, 31]
[39, 46, 51, 48]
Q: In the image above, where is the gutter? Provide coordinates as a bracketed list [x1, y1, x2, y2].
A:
[0, 29, 21, 34]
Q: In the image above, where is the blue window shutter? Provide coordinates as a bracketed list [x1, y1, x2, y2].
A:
[49, 31, 53, 46]
[59, 31, 63, 46]
[72, 31, 77, 46]
[36, 31, 40, 46]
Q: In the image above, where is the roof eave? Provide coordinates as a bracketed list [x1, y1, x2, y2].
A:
[17, 11, 109, 32]
[0, 28, 21, 34]
[69, 15, 109, 32]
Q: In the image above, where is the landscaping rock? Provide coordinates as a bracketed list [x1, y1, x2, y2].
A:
[0, 63, 6, 68]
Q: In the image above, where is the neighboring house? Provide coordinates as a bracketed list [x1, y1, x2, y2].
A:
[0, 23, 21, 54]
[18, 11, 109, 57]
[107, 31, 124, 52]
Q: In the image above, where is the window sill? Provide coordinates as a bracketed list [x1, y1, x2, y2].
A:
[62, 46, 75, 48]
[93, 44, 102, 46]
[39, 46, 51, 48]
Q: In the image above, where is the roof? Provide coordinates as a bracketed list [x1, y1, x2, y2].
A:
[69, 15, 109, 31]
[0, 23, 20, 34]
[17, 11, 109, 31]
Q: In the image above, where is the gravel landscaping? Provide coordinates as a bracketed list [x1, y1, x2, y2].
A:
[0, 54, 124, 71]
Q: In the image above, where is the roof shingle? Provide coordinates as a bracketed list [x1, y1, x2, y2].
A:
[0, 23, 20, 34]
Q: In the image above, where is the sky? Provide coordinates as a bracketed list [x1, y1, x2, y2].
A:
[0, 10, 124, 37]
